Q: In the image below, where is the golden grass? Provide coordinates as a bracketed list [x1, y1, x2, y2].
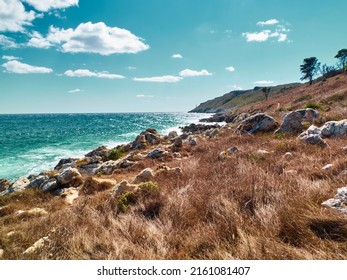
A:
[1, 74, 347, 260]
[1, 132, 346, 260]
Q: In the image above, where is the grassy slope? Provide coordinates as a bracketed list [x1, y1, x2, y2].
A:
[0, 74, 347, 260]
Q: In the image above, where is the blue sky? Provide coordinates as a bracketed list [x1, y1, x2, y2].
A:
[0, 0, 346, 114]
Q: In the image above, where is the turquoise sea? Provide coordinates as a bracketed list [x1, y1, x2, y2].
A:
[0, 112, 210, 181]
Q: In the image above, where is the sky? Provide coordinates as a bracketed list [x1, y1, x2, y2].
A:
[0, 0, 346, 114]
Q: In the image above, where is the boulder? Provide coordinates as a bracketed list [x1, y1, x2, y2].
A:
[322, 164, 333, 170]
[16, 208, 48, 216]
[55, 187, 79, 205]
[54, 158, 78, 171]
[111, 180, 138, 197]
[96, 160, 120, 175]
[180, 133, 189, 139]
[180, 123, 220, 134]
[28, 175, 49, 189]
[56, 167, 82, 186]
[168, 131, 178, 139]
[275, 109, 319, 134]
[3, 177, 30, 194]
[156, 165, 182, 175]
[188, 136, 197, 146]
[131, 128, 161, 150]
[174, 137, 183, 148]
[320, 120, 347, 138]
[133, 168, 155, 184]
[0, 179, 12, 192]
[209, 129, 219, 138]
[118, 159, 135, 169]
[227, 147, 239, 153]
[322, 186, 347, 214]
[299, 134, 327, 147]
[236, 113, 278, 134]
[41, 178, 58, 192]
[22, 236, 50, 258]
[147, 148, 167, 159]
[79, 162, 102, 175]
[0, 248, 3, 259]
[85, 146, 110, 160]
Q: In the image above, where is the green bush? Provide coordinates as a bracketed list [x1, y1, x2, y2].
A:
[108, 146, 125, 160]
[305, 102, 321, 110]
[117, 191, 136, 213]
[138, 181, 158, 191]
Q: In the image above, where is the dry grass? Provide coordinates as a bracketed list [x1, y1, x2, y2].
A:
[1, 132, 346, 260]
[1, 74, 347, 260]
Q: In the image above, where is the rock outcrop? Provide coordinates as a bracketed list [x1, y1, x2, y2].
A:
[275, 109, 319, 134]
[236, 113, 278, 134]
[56, 167, 82, 187]
[322, 187, 347, 214]
[133, 168, 155, 184]
[299, 119, 347, 145]
[130, 128, 162, 150]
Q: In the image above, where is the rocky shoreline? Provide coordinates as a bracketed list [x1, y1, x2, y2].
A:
[1, 109, 346, 215]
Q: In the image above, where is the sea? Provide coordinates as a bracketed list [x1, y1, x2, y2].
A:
[0, 112, 211, 181]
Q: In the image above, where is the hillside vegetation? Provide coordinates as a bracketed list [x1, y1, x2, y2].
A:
[0, 73, 346, 260]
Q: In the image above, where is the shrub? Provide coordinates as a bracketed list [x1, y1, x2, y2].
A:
[117, 191, 136, 213]
[305, 102, 321, 110]
[108, 146, 125, 160]
[138, 181, 158, 191]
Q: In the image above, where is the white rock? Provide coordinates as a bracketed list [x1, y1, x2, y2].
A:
[322, 164, 333, 170]
[22, 237, 49, 257]
[134, 168, 154, 184]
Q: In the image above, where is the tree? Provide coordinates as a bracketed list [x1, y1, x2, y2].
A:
[261, 87, 271, 101]
[300, 57, 320, 85]
[320, 64, 338, 79]
[335, 49, 347, 70]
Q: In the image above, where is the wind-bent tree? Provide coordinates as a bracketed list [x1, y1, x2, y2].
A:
[335, 49, 347, 70]
[261, 87, 271, 101]
[300, 57, 320, 85]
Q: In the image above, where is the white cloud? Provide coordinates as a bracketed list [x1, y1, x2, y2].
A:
[243, 20, 290, 43]
[253, 80, 275, 85]
[278, 33, 287, 42]
[229, 85, 243, 90]
[64, 69, 125, 79]
[242, 30, 271, 42]
[0, 35, 19, 48]
[2, 55, 20, 60]
[30, 22, 149, 55]
[179, 69, 212, 77]
[2, 60, 53, 74]
[172, 53, 183, 59]
[133, 75, 182, 83]
[225, 66, 235, 72]
[27, 31, 52, 48]
[68, 88, 82, 93]
[257, 19, 279, 26]
[243, 30, 288, 43]
[0, 0, 36, 32]
[136, 94, 154, 98]
[22, 0, 78, 12]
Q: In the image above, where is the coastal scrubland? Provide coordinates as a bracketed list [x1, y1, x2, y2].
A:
[0, 73, 346, 260]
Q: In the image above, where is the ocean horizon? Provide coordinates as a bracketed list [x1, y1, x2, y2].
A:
[0, 112, 211, 181]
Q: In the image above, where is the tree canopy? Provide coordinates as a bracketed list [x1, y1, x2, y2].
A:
[335, 49, 347, 70]
[300, 57, 320, 85]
